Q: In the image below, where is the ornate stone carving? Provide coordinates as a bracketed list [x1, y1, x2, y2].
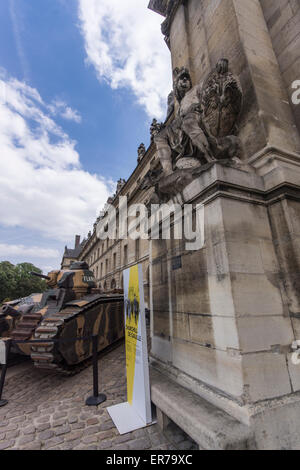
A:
[150, 119, 164, 142]
[137, 143, 146, 163]
[116, 178, 126, 194]
[199, 58, 243, 160]
[147, 0, 169, 16]
[154, 66, 214, 177]
[144, 59, 243, 201]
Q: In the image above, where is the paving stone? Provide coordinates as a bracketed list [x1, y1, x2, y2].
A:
[87, 418, 99, 426]
[10, 416, 26, 424]
[68, 416, 78, 424]
[23, 442, 42, 450]
[112, 443, 130, 450]
[98, 438, 113, 449]
[82, 435, 98, 444]
[64, 431, 83, 442]
[113, 434, 132, 444]
[0, 440, 15, 450]
[43, 437, 65, 449]
[36, 416, 51, 424]
[39, 430, 55, 440]
[23, 426, 36, 435]
[53, 412, 68, 420]
[52, 418, 67, 427]
[97, 429, 115, 440]
[54, 425, 71, 436]
[99, 421, 114, 431]
[36, 423, 51, 432]
[18, 435, 35, 445]
[5, 430, 20, 439]
[83, 425, 101, 436]
[128, 437, 151, 450]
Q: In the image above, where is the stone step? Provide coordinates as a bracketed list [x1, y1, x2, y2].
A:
[150, 369, 255, 450]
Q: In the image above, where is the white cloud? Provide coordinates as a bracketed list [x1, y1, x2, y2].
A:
[49, 99, 82, 123]
[78, 0, 172, 119]
[0, 244, 59, 259]
[0, 71, 115, 245]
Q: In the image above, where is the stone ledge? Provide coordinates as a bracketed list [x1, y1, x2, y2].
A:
[150, 368, 255, 450]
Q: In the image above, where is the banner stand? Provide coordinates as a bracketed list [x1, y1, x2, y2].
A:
[108, 264, 155, 434]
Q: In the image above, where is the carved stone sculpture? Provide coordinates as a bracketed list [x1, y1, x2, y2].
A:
[137, 143, 146, 163]
[150, 119, 164, 142]
[144, 59, 243, 201]
[154, 66, 214, 176]
[155, 60, 242, 176]
[199, 58, 243, 160]
[116, 178, 126, 194]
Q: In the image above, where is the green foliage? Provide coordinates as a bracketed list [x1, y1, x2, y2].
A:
[0, 262, 48, 304]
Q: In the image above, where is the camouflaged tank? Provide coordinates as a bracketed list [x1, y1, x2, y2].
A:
[0, 261, 124, 373]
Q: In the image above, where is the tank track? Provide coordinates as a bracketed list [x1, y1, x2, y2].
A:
[11, 313, 42, 342]
[30, 296, 122, 375]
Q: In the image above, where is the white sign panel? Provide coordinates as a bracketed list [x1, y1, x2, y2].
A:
[108, 264, 152, 434]
[0, 341, 6, 365]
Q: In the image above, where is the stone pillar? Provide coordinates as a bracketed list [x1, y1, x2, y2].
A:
[148, 0, 300, 450]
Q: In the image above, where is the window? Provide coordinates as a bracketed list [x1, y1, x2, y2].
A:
[135, 238, 140, 261]
[106, 259, 108, 275]
[113, 253, 117, 269]
[124, 245, 128, 265]
[100, 263, 103, 277]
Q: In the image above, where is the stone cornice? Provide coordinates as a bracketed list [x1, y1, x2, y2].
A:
[148, 0, 169, 16]
[148, 0, 182, 45]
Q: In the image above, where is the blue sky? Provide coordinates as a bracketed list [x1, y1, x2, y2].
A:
[0, 0, 171, 273]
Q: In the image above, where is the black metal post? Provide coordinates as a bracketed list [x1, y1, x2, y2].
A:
[85, 335, 106, 406]
[0, 340, 12, 407]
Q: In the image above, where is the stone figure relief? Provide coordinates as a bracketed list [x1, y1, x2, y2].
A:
[150, 118, 164, 142]
[141, 59, 243, 203]
[137, 143, 146, 163]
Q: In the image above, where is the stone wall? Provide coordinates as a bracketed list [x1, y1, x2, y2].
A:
[148, 0, 300, 449]
[261, 0, 300, 132]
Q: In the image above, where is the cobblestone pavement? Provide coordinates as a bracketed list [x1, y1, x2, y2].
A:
[0, 342, 196, 450]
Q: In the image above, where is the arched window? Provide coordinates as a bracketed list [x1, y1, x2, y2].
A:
[111, 279, 116, 290]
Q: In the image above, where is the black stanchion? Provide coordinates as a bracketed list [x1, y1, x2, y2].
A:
[85, 335, 107, 406]
[0, 339, 12, 407]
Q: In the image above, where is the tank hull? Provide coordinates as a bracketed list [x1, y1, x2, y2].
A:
[31, 294, 124, 371]
[1, 293, 124, 373]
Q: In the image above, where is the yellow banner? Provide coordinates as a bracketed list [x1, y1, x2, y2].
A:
[125, 265, 140, 404]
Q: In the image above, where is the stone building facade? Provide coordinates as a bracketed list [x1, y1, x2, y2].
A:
[61, 235, 85, 269]
[77, 141, 161, 310]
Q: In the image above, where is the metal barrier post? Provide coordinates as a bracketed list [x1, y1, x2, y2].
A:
[0, 339, 12, 407]
[85, 335, 106, 406]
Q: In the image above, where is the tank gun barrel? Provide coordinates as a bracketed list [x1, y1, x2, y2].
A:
[30, 271, 51, 281]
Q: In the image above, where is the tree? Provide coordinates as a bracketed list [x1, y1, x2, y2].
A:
[0, 261, 17, 303]
[0, 262, 48, 304]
